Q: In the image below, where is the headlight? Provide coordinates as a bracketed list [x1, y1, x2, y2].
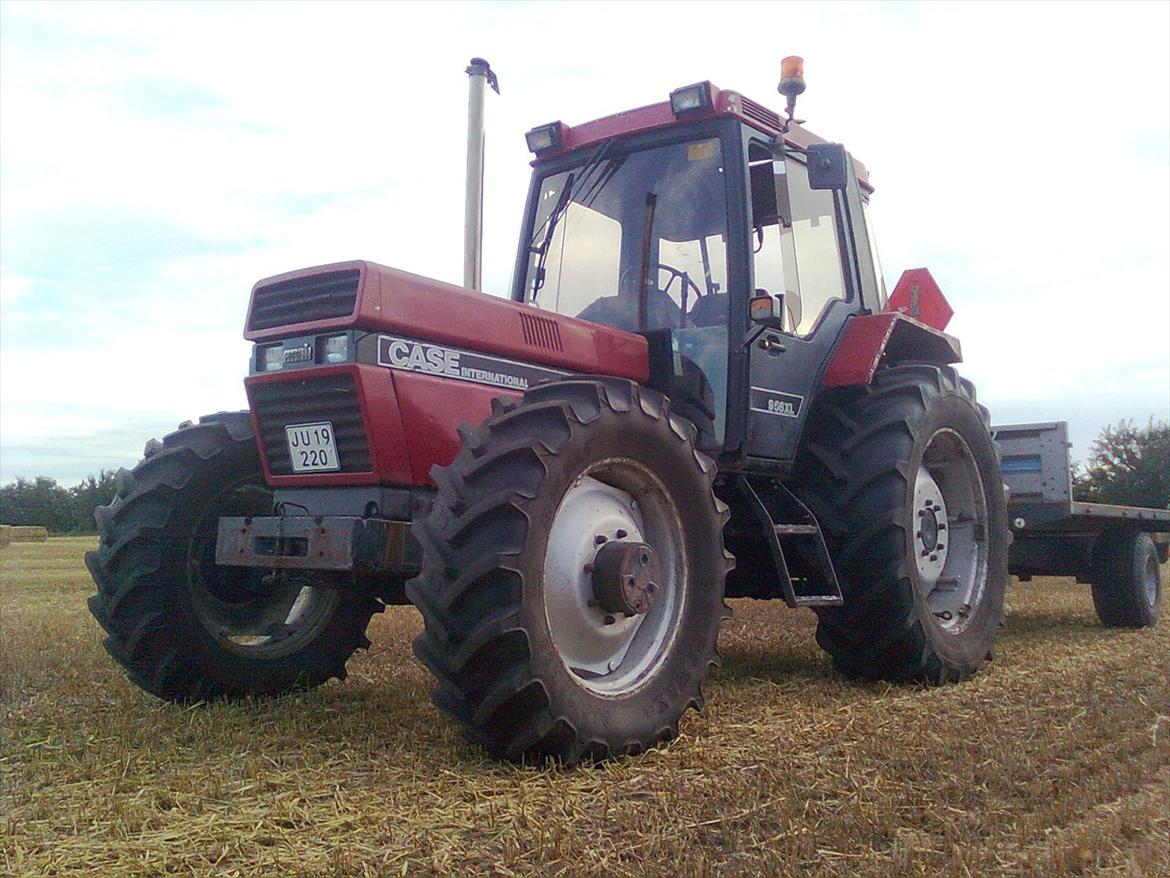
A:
[320, 334, 349, 364]
[260, 344, 283, 371]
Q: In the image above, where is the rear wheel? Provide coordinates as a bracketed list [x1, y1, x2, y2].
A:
[793, 365, 1009, 682]
[86, 412, 381, 700]
[407, 378, 732, 763]
[1091, 530, 1161, 628]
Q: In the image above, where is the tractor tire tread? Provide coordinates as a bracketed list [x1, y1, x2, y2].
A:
[408, 377, 731, 763]
[86, 411, 380, 702]
[794, 364, 1007, 683]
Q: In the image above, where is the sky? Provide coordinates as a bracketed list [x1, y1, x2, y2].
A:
[1, 0, 1167, 486]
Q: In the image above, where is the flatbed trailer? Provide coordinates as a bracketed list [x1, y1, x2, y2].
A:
[994, 421, 1167, 627]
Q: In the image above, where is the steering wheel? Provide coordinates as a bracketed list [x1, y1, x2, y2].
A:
[619, 262, 706, 301]
[655, 262, 705, 302]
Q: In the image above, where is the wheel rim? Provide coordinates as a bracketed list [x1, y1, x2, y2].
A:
[542, 458, 687, 695]
[187, 473, 339, 657]
[1143, 553, 1159, 607]
[912, 429, 989, 635]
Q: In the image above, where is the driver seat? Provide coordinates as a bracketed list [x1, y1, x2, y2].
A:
[688, 292, 729, 327]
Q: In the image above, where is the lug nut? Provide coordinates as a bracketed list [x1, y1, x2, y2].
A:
[603, 615, 616, 626]
[594, 534, 608, 545]
[616, 529, 628, 539]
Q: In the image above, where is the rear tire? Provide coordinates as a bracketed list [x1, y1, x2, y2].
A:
[1091, 530, 1161, 628]
[406, 378, 732, 763]
[793, 365, 1009, 683]
[86, 412, 381, 700]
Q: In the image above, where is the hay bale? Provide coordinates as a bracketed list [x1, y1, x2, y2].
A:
[1, 525, 49, 543]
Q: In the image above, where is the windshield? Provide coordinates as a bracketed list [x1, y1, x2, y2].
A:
[522, 137, 730, 333]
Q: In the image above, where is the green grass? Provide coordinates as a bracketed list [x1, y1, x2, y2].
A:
[2, 537, 1167, 876]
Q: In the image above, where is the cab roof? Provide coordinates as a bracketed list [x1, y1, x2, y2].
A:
[532, 81, 871, 190]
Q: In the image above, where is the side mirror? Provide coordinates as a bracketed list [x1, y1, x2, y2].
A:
[807, 143, 849, 190]
[749, 292, 785, 331]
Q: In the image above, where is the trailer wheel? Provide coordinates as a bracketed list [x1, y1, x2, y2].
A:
[793, 365, 1009, 682]
[406, 378, 732, 764]
[1091, 530, 1161, 628]
[85, 412, 381, 700]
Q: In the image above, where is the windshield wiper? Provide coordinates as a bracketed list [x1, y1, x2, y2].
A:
[528, 138, 618, 302]
[636, 192, 658, 332]
[529, 171, 574, 300]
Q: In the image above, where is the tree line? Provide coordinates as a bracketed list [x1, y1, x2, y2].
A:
[1, 420, 1166, 534]
[0, 472, 118, 534]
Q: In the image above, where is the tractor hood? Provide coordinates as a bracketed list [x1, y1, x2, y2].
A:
[243, 260, 649, 383]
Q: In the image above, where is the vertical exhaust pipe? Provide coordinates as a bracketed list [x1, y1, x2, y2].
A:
[464, 57, 499, 291]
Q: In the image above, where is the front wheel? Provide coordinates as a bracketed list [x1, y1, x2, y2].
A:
[407, 378, 732, 763]
[86, 412, 382, 700]
[794, 365, 1009, 683]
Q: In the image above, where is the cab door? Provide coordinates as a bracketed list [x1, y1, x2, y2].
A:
[743, 139, 861, 462]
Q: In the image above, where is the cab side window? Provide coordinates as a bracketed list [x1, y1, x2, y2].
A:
[749, 141, 848, 336]
[786, 155, 847, 334]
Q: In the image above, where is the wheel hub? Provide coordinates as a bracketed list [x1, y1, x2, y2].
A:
[914, 470, 949, 585]
[1143, 554, 1159, 607]
[591, 540, 662, 616]
[911, 429, 990, 635]
[543, 467, 685, 693]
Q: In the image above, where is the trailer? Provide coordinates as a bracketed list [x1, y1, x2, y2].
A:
[994, 421, 1167, 627]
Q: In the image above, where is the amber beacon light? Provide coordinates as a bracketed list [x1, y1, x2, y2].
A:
[778, 55, 806, 123]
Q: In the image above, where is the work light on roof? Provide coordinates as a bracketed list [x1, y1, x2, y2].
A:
[525, 122, 564, 155]
[669, 82, 713, 117]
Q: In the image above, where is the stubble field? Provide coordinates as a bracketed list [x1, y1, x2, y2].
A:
[2, 537, 1167, 877]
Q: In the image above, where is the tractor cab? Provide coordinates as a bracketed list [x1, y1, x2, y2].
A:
[512, 81, 885, 462]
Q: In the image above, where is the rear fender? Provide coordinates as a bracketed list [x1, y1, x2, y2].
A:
[821, 268, 961, 389]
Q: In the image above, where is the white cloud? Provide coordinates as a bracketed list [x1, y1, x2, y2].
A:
[1, 0, 1167, 483]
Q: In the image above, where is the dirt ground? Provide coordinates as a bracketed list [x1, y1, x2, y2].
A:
[2, 536, 1167, 877]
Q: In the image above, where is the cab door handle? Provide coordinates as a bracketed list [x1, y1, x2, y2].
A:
[758, 334, 787, 355]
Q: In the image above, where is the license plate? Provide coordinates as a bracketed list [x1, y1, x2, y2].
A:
[286, 422, 341, 473]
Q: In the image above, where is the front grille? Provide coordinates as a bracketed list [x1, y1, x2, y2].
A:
[520, 311, 563, 351]
[248, 269, 360, 331]
[252, 374, 372, 474]
[739, 96, 782, 131]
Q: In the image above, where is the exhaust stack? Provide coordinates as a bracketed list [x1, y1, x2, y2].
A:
[464, 57, 499, 292]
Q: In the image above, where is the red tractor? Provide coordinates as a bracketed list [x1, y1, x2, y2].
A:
[87, 60, 1012, 764]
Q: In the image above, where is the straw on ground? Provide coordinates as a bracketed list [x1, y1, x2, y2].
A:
[2, 537, 1166, 877]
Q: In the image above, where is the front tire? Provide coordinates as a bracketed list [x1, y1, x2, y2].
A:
[794, 365, 1009, 683]
[1091, 530, 1161, 628]
[86, 412, 382, 700]
[407, 378, 732, 764]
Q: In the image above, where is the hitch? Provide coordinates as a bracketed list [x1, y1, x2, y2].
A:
[215, 515, 420, 575]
